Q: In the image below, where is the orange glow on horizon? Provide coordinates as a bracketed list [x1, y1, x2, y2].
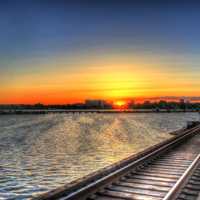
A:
[113, 100, 128, 109]
[1, 52, 200, 104]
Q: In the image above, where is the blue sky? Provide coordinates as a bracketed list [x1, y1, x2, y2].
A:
[1, 1, 200, 103]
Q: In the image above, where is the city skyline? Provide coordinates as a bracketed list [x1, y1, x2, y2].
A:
[1, 1, 200, 104]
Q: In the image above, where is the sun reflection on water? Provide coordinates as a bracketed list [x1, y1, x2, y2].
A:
[0, 112, 199, 199]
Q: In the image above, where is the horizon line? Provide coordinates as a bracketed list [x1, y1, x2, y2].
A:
[1, 96, 200, 105]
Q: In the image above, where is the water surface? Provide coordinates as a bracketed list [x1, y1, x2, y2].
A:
[0, 112, 198, 199]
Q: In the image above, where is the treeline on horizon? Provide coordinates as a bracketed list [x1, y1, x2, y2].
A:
[1, 100, 200, 111]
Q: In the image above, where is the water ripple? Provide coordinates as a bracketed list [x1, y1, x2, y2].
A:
[0, 113, 198, 199]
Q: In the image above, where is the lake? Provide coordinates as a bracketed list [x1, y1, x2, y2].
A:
[0, 112, 199, 199]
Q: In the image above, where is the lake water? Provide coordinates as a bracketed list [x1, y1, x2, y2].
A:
[0, 112, 199, 199]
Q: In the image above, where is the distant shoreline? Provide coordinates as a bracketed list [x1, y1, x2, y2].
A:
[0, 109, 199, 115]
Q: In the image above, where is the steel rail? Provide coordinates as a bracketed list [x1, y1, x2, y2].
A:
[163, 153, 200, 200]
[33, 125, 200, 200]
[60, 126, 200, 200]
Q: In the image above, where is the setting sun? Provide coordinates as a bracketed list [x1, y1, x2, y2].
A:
[113, 100, 128, 109]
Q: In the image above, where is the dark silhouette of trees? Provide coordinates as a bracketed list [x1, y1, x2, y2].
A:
[0, 99, 200, 111]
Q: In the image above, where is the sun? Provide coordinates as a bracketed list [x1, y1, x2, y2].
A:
[113, 100, 128, 109]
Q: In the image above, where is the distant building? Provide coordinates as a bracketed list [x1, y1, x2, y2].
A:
[180, 98, 185, 104]
[85, 99, 108, 109]
[127, 100, 135, 109]
[180, 98, 186, 110]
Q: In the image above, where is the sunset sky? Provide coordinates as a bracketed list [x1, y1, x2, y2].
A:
[1, 1, 200, 104]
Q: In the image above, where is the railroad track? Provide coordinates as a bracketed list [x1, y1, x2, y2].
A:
[35, 124, 200, 200]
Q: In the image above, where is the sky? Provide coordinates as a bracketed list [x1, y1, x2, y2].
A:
[1, 0, 200, 104]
